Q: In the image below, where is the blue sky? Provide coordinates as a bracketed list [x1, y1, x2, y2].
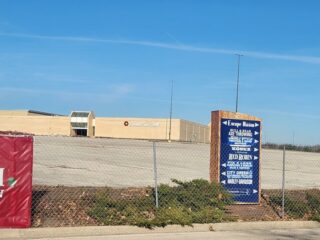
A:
[0, 1, 320, 144]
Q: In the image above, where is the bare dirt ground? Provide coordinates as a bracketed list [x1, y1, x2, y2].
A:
[33, 136, 320, 189]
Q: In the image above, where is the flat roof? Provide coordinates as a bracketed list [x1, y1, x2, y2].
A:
[0, 109, 65, 116]
[27, 110, 65, 116]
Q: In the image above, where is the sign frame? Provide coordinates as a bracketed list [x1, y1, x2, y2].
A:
[210, 110, 262, 204]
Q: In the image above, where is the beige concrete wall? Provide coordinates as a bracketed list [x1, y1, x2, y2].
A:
[87, 113, 95, 137]
[0, 110, 30, 116]
[95, 117, 180, 141]
[95, 117, 209, 143]
[0, 110, 58, 116]
[0, 112, 210, 142]
[180, 120, 210, 143]
[0, 116, 70, 136]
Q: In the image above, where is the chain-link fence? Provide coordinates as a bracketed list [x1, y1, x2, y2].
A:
[31, 136, 320, 227]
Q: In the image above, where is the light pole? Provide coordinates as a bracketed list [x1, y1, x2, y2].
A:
[235, 54, 243, 112]
[292, 131, 295, 145]
[168, 80, 174, 142]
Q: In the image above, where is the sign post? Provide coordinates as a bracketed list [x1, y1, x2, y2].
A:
[210, 111, 262, 204]
[0, 134, 33, 228]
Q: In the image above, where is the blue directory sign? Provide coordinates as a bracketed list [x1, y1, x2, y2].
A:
[220, 118, 260, 203]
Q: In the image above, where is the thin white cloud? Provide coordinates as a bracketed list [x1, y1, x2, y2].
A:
[30, 73, 91, 84]
[255, 109, 320, 120]
[0, 84, 135, 102]
[111, 84, 135, 95]
[1, 32, 320, 64]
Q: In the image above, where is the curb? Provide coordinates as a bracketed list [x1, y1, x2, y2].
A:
[0, 221, 319, 239]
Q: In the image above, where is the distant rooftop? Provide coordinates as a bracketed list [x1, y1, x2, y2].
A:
[0, 109, 65, 116]
[27, 110, 65, 116]
[70, 111, 95, 118]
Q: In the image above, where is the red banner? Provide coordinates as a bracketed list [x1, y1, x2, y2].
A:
[0, 135, 33, 228]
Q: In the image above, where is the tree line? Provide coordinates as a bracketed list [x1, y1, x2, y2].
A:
[262, 143, 320, 153]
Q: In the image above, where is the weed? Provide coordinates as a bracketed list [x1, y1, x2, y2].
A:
[269, 195, 310, 218]
[269, 191, 320, 220]
[306, 192, 320, 222]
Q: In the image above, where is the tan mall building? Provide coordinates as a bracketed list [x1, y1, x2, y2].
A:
[0, 110, 210, 143]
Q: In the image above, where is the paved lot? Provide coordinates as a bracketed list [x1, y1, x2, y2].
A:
[33, 136, 320, 189]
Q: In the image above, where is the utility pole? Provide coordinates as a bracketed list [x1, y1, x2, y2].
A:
[292, 131, 295, 145]
[168, 80, 174, 142]
[235, 54, 243, 113]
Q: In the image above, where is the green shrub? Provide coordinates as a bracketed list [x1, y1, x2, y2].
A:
[191, 206, 225, 223]
[153, 207, 193, 227]
[158, 179, 233, 210]
[88, 179, 234, 228]
[87, 194, 155, 226]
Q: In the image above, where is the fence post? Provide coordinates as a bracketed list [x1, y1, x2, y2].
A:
[153, 142, 159, 208]
[281, 145, 286, 219]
